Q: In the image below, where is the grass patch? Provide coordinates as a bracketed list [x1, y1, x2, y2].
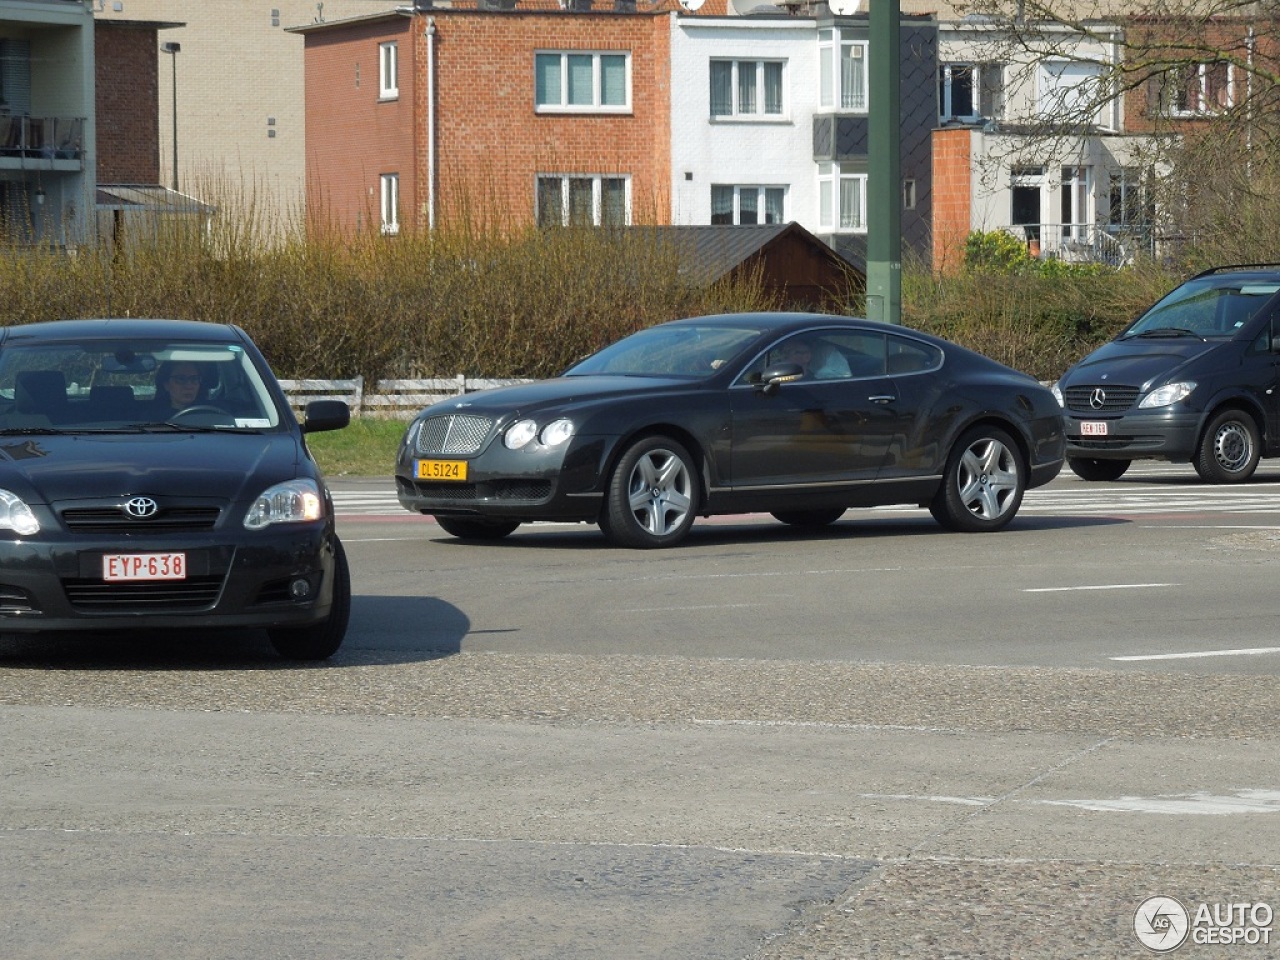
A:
[306, 417, 407, 478]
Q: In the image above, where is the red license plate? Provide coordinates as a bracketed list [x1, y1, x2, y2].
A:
[1080, 421, 1109, 436]
[102, 552, 187, 582]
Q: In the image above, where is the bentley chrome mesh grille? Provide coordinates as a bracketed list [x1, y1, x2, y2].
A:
[416, 415, 494, 455]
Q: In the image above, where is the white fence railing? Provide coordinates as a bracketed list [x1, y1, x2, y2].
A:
[279, 375, 534, 420]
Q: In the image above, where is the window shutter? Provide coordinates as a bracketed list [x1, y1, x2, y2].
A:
[1145, 74, 1161, 116]
[979, 63, 1003, 119]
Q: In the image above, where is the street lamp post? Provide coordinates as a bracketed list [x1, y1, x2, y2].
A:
[161, 41, 181, 192]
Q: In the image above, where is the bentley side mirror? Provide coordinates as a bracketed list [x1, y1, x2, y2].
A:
[757, 362, 805, 396]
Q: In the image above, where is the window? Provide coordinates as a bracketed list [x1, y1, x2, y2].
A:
[536, 175, 629, 227]
[535, 52, 630, 112]
[1108, 167, 1151, 228]
[939, 64, 977, 120]
[1038, 60, 1105, 125]
[1060, 166, 1091, 240]
[380, 173, 399, 236]
[817, 163, 866, 232]
[1163, 61, 1233, 115]
[710, 60, 785, 118]
[379, 42, 398, 99]
[940, 63, 1004, 122]
[1011, 165, 1044, 242]
[711, 186, 785, 225]
[902, 179, 916, 211]
[819, 29, 868, 112]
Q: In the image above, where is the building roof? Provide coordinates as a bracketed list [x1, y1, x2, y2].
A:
[96, 185, 215, 216]
[629, 223, 863, 309]
[634, 222, 860, 281]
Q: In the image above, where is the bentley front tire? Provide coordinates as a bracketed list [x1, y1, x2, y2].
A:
[600, 436, 699, 548]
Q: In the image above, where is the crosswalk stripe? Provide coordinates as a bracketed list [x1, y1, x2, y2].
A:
[329, 480, 1280, 519]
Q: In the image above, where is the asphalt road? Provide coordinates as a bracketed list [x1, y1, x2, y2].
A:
[2, 462, 1278, 959]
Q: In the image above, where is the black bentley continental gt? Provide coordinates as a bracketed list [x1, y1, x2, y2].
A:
[396, 313, 1064, 548]
[0, 319, 351, 659]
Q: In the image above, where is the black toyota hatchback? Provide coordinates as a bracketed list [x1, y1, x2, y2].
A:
[0, 319, 351, 659]
[1053, 265, 1280, 483]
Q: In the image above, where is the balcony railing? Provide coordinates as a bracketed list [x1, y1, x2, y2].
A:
[0, 115, 84, 161]
[1011, 223, 1155, 267]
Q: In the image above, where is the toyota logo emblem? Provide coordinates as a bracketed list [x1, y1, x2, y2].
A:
[123, 496, 159, 519]
[1089, 388, 1107, 410]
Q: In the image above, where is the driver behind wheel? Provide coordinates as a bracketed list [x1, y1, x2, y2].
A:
[151, 360, 210, 413]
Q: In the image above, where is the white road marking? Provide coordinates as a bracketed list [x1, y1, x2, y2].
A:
[1024, 583, 1175, 593]
[329, 464, 1280, 519]
[859, 793, 994, 806]
[620, 603, 768, 612]
[1035, 790, 1280, 815]
[1111, 646, 1280, 661]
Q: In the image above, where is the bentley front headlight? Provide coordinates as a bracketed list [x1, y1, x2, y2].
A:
[539, 419, 575, 446]
[504, 419, 538, 450]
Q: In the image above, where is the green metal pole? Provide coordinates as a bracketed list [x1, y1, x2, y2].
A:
[866, 0, 901, 324]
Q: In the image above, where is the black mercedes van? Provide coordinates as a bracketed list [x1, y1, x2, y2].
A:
[1053, 265, 1280, 482]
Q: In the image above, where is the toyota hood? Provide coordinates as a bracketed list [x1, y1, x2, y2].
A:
[0, 431, 303, 505]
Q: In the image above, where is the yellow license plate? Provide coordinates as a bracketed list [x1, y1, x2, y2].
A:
[417, 459, 468, 481]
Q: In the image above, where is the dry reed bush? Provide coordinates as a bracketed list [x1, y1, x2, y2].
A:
[2, 172, 1222, 387]
[0, 184, 776, 383]
[901, 243, 1180, 382]
[1167, 148, 1280, 269]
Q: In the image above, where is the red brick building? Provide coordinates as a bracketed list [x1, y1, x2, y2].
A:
[295, 7, 673, 237]
[95, 20, 164, 185]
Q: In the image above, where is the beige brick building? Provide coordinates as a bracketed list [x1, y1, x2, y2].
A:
[94, 0, 393, 235]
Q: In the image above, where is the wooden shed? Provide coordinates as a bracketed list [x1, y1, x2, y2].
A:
[631, 223, 865, 311]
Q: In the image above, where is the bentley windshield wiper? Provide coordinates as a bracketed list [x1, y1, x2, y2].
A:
[0, 426, 65, 435]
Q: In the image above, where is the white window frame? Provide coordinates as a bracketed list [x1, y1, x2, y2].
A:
[1010, 165, 1046, 241]
[379, 42, 398, 100]
[710, 185, 786, 225]
[817, 163, 867, 233]
[1038, 59, 1107, 127]
[535, 174, 631, 227]
[709, 59, 787, 120]
[534, 51, 632, 114]
[818, 29, 868, 113]
[1108, 167, 1149, 228]
[1166, 61, 1234, 116]
[1060, 165, 1092, 241]
[939, 63, 981, 122]
[380, 173, 399, 236]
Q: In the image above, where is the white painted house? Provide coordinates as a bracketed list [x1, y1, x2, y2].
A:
[669, 15, 818, 229]
[670, 9, 939, 270]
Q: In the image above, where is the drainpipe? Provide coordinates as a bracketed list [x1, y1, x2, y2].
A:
[427, 17, 437, 231]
